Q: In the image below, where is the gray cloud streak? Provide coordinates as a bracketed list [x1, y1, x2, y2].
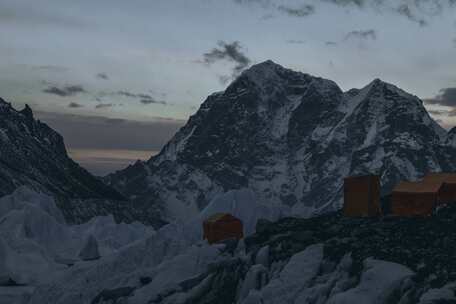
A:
[395, 4, 427, 26]
[43, 85, 86, 97]
[116, 91, 166, 105]
[425, 87, 456, 107]
[96, 73, 109, 80]
[95, 103, 113, 109]
[286, 39, 306, 44]
[32, 65, 69, 72]
[68, 102, 83, 108]
[233, 0, 456, 25]
[344, 29, 377, 41]
[277, 4, 315, 17]
[203, 41, 251, 83]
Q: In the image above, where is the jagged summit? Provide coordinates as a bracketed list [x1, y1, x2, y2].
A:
[363, 78, 409, 95]
[20, 104, 34, 120]
[237, 60, 333, 89]
[0, 98, 143, 225]
[106, 62, 456, 226]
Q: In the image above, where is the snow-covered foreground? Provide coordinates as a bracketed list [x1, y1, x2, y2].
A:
[3, 187, 454, 303]
[0, 187, 153, 303]
[20, 189, 283, 303]
[0, 187, 283, 303]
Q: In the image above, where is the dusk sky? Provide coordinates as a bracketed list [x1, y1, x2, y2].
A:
[2, 0, 456, 175]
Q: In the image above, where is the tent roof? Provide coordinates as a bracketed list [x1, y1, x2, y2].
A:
[393, 181, 442, 194]
[423, 173, 456, 184]
[204, 213, 238, 223]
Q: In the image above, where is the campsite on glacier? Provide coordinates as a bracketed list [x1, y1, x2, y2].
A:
[3, 0, 456, 303]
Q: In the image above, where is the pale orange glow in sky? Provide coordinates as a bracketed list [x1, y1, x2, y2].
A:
[68, 148, 157, 176]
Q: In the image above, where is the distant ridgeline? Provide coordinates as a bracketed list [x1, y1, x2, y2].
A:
[0, 98, 157, 226]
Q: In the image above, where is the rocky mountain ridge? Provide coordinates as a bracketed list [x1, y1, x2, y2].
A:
[0, 98, 146, 225]
[106, 60, 456, 226]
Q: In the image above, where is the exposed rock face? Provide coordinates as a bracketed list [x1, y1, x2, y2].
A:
[106, 60, 456, 225]
[0, 99, 147, 225]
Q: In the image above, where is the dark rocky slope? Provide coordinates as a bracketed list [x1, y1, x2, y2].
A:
[0, 98, 148, 225]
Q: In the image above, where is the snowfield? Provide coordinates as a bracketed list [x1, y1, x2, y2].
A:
[0, 187, 153, 303]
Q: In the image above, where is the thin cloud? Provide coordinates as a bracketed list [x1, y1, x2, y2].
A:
[232, 0, 270, 7]
[43, 85, 86, 97]
[344, 29, 377, 41]
[286, 39, 306, 44]
[233, 1, 315, 18]
[95, 103, 113, 109]
[233, 0, 456, 26]
[117, 90, 137, 98]
[395, 4, 427, 26]
[203, 41, 251, 83]
[68, 102, 83, 108]
[425, 88, 456, 107]
[325, 29, 377, 48]
[116, 91, 166, 105]
[96, 73, 109, 80]
[32, 65, 69, 73]
[140, 98, 165, 105]
[277, 4, 315, 17]
[325, 41, 338, 46]
[323, 0, 366, 7]
[427, 109, 448, 116]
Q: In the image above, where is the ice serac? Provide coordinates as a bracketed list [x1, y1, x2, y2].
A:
[106, 60, 456, 224]
[78, 235, 100, 261]
[0, 99, 147, 225]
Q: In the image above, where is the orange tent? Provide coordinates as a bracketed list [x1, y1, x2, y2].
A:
[203, 213, 243, 244]
[343, 174, 381, 217]
[391, 181, 442, 216]
[423, 173, 456, 205]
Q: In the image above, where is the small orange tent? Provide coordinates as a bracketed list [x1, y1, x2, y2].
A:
[343, 174, 381, 217]
[391, 181, 441, 216]
[203, 213, 243, 244]
[423, 173, 456, 205]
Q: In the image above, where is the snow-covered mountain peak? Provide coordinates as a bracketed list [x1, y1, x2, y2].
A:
[359, 78, 422, 104]
[228, 60, 301, 96]
[226, 61, 341, 111]
[106, 63, 456, 225]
